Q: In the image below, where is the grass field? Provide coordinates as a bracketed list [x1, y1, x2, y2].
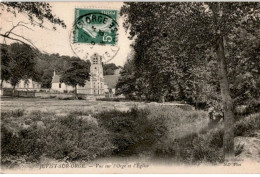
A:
[0, 97, 142, 115]
[1, 97, 259, 169]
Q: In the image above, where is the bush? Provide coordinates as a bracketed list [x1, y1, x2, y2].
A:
[145, 105, 207, 132]
[192, 131, 223, 163]
[1, 112, 115, 165]
[95, 107, 168, 156]
[44, 114, 114, 161]
[235, 99, 260, 116]
[58, 97, 74, 100]
[1, 123, 46, 165]
[1, 109, 25, 119]
[234, 113, 260, 136]
[147, 104, 222, 163]
[154, 127, 224, 164]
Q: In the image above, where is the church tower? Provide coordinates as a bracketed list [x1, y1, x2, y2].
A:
[90, 53, 104, 95]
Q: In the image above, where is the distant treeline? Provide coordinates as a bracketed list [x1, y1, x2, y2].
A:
[0, 43, 120, 89]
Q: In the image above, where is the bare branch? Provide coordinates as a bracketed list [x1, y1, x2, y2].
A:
[0, 33, 38, 50]
[20, 24, 34, 31]
[5, 21, 21, 36]
[9, 32, 37, 49]
[1, 33, 28, 45]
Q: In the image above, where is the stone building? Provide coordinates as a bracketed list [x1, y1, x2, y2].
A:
[51, 53, 108, 96]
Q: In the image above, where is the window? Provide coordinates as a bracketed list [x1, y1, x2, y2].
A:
[59, 83, 61, 88]
[93, 57, 98, 64]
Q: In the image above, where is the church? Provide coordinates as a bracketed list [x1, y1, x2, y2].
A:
[51, 53, 119, 97]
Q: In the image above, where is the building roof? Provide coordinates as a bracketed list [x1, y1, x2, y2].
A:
[104, 75, 120, 89]
[52, 75, 61, 83]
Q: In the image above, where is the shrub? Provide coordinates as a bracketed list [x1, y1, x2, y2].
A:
[1, 109, 25, 119]
[149, 103, 222, 163]
[44, 114, 114, 161]
[192, 132, 223, 163]
[1, 123, 46, 165]
[145, 105, 206, 126]
[58, 97, 74, 100]
[1, 111, 115, 165]
[95, 107, 168, 156]
[234, 113, 260, 136]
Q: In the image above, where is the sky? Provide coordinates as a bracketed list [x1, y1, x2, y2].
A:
[0, 2, 133, 66]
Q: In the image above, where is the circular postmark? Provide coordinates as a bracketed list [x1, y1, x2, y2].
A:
[70, 8, 120, 63]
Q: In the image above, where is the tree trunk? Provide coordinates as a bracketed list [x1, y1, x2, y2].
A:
[1, 79, 3, 89]
[74, 86, 78, 100]
[12, 85, 16, 97]
[216, 36, 235, 161]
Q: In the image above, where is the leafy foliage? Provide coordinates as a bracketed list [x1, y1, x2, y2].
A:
[95, 107, 167, 155]
[119, 2, 260, 158]
[0, 43, 91, 89]
[116, 56, 138, 99]
[103, 63, 119, 75]
[0, 44, 11, 87]
[119, 2, 260, 107]
[60, 59, 90, 98]
[4, 43, 36, 89]
[1, 111, 115, 166]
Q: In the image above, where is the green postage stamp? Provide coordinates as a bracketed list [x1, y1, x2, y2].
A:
[73, 8, 118, 45]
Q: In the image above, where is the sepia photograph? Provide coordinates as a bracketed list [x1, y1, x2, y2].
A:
[0, 1, 259, 174]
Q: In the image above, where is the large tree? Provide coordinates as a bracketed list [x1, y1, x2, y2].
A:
[0, 44, 11, 88]
[60, 59, 90, 99]
[103, 63, 119, 75]
[7, 43, 36, 92]
[116, 56, 137, 99]
[121, 2, 260, 160]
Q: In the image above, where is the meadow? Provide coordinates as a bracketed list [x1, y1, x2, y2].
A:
[1, 97, 259, 168]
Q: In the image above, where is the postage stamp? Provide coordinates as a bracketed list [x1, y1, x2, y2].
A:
[73, 8, 118, 45]
[70, 8, 120, 63]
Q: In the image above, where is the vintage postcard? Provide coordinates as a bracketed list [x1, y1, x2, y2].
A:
[0, 1, 260, 174]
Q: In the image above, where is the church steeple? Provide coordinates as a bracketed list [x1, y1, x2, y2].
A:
[90, 53, 104, 95]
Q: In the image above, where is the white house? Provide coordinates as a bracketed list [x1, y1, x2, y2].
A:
[1, 79, 41, 91]
[51, 71, 74, 93]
